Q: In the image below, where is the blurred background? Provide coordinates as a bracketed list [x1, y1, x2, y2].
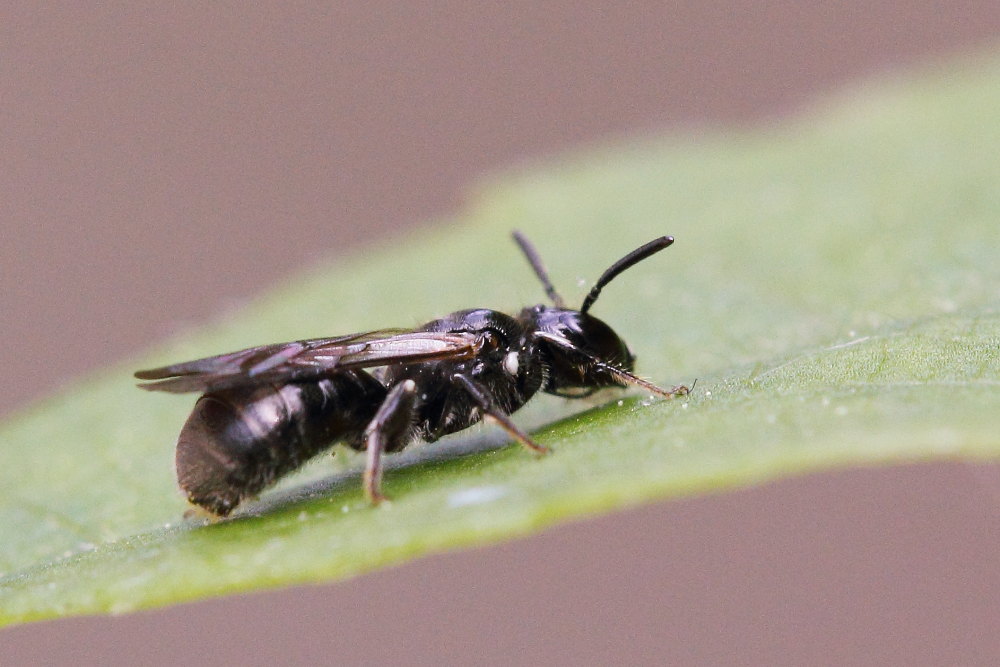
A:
[4, 3, 999, 664]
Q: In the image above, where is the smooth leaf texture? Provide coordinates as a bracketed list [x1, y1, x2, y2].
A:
[2, 52, 999, 625]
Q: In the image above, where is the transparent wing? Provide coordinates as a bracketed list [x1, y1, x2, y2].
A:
[135, 329, 482, 393]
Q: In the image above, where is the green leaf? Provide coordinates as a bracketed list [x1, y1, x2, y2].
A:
[2, 51, 999, 626]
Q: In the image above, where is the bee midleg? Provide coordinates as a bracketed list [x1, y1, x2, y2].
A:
[449, 374, 550, 455]
[362, 379, 417, 504]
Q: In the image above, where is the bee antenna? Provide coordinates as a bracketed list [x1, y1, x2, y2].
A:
[512, 230, 566, 308]
[580, 236, 674, 314]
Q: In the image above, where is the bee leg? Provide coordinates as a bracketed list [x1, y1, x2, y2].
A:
[362, 379, 417, 505]
[451, 374, 551, 456]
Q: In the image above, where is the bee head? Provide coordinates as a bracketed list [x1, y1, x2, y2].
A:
[513, 232, 679, 399]
[522, 305, 635, 397]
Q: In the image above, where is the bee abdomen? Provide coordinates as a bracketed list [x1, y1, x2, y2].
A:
[176, 371, 385, 516]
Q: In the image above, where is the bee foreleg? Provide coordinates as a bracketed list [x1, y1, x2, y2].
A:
[450, 374, 551, 456]
[362, 379, 417, 504]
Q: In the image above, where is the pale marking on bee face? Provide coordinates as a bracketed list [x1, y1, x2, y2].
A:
[503, 351, 519, 376]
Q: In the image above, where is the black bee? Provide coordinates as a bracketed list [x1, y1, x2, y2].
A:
[136, 232, 688, 517]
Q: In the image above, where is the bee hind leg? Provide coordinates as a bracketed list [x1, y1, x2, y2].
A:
[362, 379, 417, 505]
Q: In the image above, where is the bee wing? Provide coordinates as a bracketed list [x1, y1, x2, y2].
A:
[135, 329, 482, 393]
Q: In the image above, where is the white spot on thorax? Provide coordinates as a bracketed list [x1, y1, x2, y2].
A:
[503, 351, 519, 376]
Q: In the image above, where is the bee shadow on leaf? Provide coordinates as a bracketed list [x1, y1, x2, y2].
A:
[231, 428, 517, 519]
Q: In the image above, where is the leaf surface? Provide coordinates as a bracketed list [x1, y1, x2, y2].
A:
[2, 52, 999, 625]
